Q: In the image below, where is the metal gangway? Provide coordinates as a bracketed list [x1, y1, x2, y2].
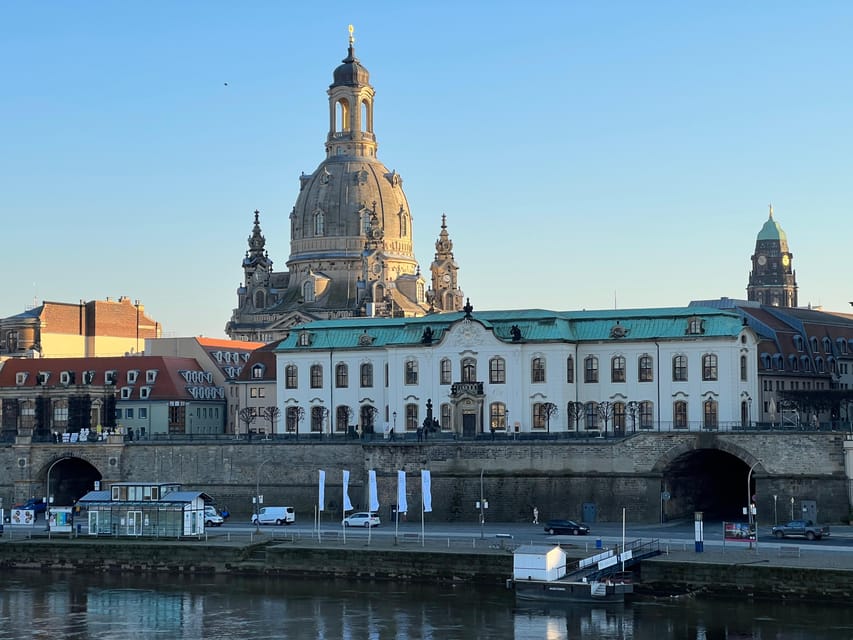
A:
[563, 538, 661, 583]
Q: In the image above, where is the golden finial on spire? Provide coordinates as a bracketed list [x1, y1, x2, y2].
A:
[348, 24, 354, 45]
[768, 202, 774, 219]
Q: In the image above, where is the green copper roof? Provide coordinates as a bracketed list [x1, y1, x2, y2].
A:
[757, 215, 787, 242]
[274, 307, 746, 351]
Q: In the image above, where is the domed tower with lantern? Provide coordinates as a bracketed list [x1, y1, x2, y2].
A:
[747, 205, 798, 307]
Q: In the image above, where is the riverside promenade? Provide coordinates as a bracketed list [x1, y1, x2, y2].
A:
[2, 521, 853, 601]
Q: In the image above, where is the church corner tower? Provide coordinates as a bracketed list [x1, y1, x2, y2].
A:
[428, 214, 464, 312]
[747, 205, 798, 307]
[226, 27, 458, 341]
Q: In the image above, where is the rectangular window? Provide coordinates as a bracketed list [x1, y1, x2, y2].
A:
[336, 364, 349, 388]
[702, 354, 718, 381]
[531, 358, 546, 384]
[584, 357, 599, 383]
[405, 360, 419, 385]
[405, 404, 418, 431]
[250, 388, 258, 398]
[489, 358, 506, 384]
[310, 365, 323, 389]
[674, 401, 687, 429]
[532, 403, 546, 430]
[440, 359, 452, 385]
[639, 355, 654, 382]
[360, 363, 373, 387]
[611, 357, 626, 383]
[139, 408, 148, 419]
[672, 355, 688, 382]
[126, 408, 134, 419]
[146, 370, 158, 383]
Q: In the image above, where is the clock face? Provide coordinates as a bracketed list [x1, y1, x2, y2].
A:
[757, 255, 767, 266]
[782, 255, 790, 266]
[442, 273, 451, 283]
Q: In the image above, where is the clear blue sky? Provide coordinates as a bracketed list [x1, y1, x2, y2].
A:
[3, 2, 851, 339]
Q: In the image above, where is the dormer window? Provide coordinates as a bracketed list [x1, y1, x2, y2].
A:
[140, 386, 151, 400]
[37, 372, 50, 385]
[686, 316, 705, 335]
[16, 372, 27, 386]
[105, 370, 117, 385]
[146, 370, 158, 383]
[298, 332, 312, 347]
[793, 336, 804, 352]
[127, 370, 139, 384]
[809, 337, 818, 352]
[120, 387, 132, 399]
[60, 371, 72, 385]
[251, 364, 265, 379]
[823, 337, 832, 354]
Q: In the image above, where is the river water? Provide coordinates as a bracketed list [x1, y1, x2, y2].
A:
[0, 571, 851, 640]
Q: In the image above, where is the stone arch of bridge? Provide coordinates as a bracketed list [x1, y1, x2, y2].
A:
[38, 455, 103, 508]
[652, 439, 766, 521]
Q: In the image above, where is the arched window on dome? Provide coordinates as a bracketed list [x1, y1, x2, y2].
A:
[416, 281, 425, 302]
[399, 210, 408, 236]
[314, 210, 325, 236]
[336, 98, 350, 133]
[360, 99, 372, 132]
[254, 290, 266, 309]
[303, 280, 315, 303]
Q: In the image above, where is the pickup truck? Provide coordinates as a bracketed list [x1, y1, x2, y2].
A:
[770, 519, 830, 540]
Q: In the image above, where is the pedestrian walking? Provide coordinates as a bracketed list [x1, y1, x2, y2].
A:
[533, 506, 539, 524]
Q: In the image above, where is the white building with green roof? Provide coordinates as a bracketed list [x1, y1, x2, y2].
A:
[273, 303, 759, 437]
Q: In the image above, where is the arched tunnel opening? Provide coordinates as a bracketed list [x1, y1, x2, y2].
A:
[44, 458, 102, 507]
[662, 449, 755, 521]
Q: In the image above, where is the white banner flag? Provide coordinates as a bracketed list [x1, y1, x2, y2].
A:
[318, 470, 326, 511]
[342, 470, 353, 512]
[397, 470, 408, 514]
[369, 469, 379, 512]
[421, 470, 432, 513]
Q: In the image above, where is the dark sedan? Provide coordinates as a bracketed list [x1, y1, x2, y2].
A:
[544, 519, 589, 535]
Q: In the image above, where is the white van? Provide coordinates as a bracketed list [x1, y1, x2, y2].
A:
[251, 506, 295, 525]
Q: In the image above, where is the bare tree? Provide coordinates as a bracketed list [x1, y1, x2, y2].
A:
[338, 405, 354, 436]
[289, 406, 306, 438]
[363, 405, 379, 435]
[262, 406, 281, 435]
[541, 402, 558, 434]
[238, 407, 256, 438]
[567, 401, 585, 432]
[626, 401, 639, 433]
[597, 401, 614, 438]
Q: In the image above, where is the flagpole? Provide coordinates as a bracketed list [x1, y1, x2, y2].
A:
[421, 487, 425, 547]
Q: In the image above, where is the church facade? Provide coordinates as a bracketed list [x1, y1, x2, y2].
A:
[226, 31, 463, 343]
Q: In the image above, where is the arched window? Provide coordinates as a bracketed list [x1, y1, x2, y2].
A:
[672, 355, 688, 381]
[335, 405, 350, 432]
[310, 364, 323, 389]
[638, 354, 654, 382]
[360, 363, 373, 388]
[489, 357, 506, 384]
[703, 399, 718, 430]
[310, 406, 325, 432]
[314, 210, 325, 236]
[740, 355, 748, 381]
[285, 406, 300, 433]
[399, 211, 408, 236]
[490, 402, 507, 430]
[566, 356, 574, 384]
[531, 357, 546, 383]
[611, 356, 626, 383]
[335, 98, 350, 132]
[674, 401, 688, 429]
[254, 290, 266, 308]
[285, 365, 298, 389]
[461, 357, 477, 383]
[440, 403, 452, 430]
[440, 358, 452, 385]
[584, 356, 599, 383]
[639, 401, 654, 428]
[613, 402, 626, 432]
[532, 403, 547, 430]
[361, 99, 371, 132]
[405, 403, 418, 431]
[702, 354, 718, 381]
[335, 363, 348, 388]
[585, 402, 599, 430]
[303, 280, 315, 303]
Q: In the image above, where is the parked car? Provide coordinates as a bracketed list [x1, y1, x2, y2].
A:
[771, 519, 830, 540]
[204, 506, 224, 527]
[343, 512, 380, 528]
[544, 519, 589, 535]
[13, 498, 47, 515]
[251, 506, 295, 526]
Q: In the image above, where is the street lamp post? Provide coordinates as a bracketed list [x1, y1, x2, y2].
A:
[392, 411, 397, 439]
[255, 458, 272, 532]
[478, 468, 487, 539]
[747, 460, 761, 549]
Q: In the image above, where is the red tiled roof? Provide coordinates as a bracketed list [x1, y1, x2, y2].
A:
[0, 356, 221, 401]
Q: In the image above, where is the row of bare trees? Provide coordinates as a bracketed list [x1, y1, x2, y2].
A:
[540, 400, 644, 436]
[238, 406, 283, 437]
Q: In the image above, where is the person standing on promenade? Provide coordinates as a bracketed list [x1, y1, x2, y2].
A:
[533, 506, 539, 524]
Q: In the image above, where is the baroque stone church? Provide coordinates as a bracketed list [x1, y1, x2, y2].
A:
[226, 30, 464, 342]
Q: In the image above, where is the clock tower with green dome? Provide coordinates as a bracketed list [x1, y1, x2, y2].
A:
[747, 205, 798, 307]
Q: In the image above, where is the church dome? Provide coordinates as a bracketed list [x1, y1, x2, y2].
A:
[332, 46, 370, 87]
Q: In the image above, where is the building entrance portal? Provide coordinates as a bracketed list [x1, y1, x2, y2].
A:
[462, 413, 476, 438]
